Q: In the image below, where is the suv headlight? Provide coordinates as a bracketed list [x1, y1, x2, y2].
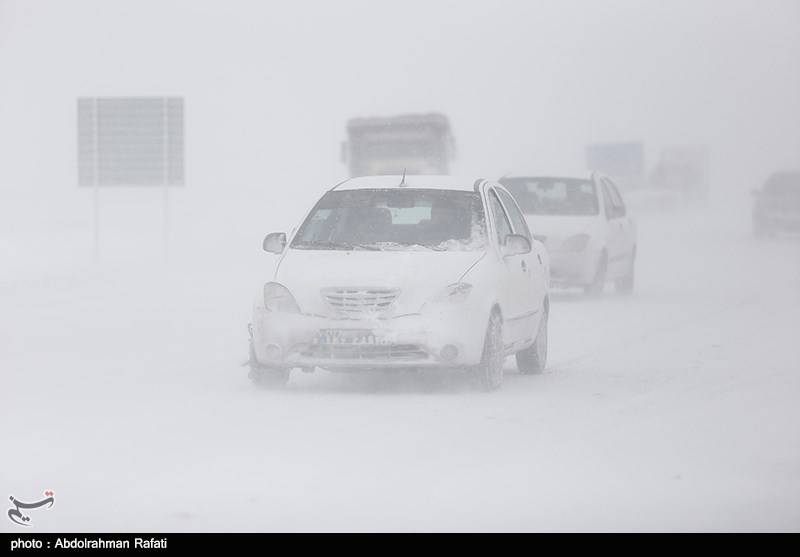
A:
[561, 234, 590, 251]
[263, 282, 301, 313]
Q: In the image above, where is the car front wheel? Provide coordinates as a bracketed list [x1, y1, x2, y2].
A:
[472, 312, 504, 391]
[614, 249, 636, 295]
[584, 253, 607, 297]
[249, 341, 290, 389]
[516, 304, 548, 374]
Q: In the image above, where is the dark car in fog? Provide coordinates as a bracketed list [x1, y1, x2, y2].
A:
[753, 171, 800, 238]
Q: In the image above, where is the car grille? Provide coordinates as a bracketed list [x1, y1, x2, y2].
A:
[321, 287, 400, 317]
[300, 344, 427, 360]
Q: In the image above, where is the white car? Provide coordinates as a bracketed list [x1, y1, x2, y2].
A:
[499, 172, 636, 295]
[249, 175, 550, 391]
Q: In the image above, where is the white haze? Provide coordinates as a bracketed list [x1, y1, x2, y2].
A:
[1, 0, 799, 532]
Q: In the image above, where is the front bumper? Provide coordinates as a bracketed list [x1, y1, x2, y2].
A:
[251, 307, 488, 370]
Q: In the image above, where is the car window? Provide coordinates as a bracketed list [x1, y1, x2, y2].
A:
[499, 177, 599, 216]
[495, 187, 532, 241]
[488, 190, 513, 245]
[600, 182, 615, 218]
[291, 188, 487, 251]
[603, 179, 626, 217]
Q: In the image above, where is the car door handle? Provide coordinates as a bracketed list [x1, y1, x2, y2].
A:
[521, 260, 527, 273]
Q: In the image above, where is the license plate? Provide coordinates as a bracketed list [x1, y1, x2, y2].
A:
[315, 329, 385, 345]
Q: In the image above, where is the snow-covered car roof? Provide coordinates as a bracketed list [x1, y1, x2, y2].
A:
[332, 175, 486, 192]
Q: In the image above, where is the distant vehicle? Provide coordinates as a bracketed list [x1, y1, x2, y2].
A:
[650, 145, 711, 209]
[753, 171, 800, 239]
[341, 113, 455, 177]
[249, 175, 550, 391]
[499, 171, 636, 295]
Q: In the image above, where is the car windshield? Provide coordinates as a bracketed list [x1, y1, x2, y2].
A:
[291, 188, 487, 251]
[500, 177, 599, 216]
[764, 172, 800, 196]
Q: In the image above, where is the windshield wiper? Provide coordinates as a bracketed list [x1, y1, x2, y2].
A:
[293, 240, 381, 251]
[360, 242, 442, 251]
[293, 240, 355, 250]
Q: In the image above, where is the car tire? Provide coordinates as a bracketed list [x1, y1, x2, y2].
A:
[614, 249, 636, 296]
[472, 312, 504, 391]
[584, 252, 607, 297]
[516, 303, 548, 375]
[248, 341, 290, 389]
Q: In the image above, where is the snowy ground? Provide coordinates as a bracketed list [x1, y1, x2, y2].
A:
[2, 192, 799, 532]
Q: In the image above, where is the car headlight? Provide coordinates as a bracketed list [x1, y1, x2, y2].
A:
[263, 282, 301, 313]
[431, 283, 473, 303]
[560, 234, 590, 251]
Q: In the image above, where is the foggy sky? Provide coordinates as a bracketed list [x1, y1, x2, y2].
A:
[3, 2, 800, 534]
[1, 0, 798, 200]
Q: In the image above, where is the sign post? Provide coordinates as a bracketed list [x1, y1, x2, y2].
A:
[78, 97, 184, 257]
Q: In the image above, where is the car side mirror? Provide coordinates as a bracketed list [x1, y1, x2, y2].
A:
[502, 234, 532, 256]
[263, 232, 287, 254]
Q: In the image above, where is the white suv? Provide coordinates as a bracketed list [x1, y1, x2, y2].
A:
[499, 172, 636, 295]
[249, 175, 550, 391]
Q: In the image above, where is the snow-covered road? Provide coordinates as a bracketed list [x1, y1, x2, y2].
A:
[2, 207, 799, 532]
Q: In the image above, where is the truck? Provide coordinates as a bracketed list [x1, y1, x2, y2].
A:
[341, 113, 455, 177]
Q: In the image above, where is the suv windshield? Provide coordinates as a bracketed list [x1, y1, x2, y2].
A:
[500, 177, 599, 216]
[291, 189, 487, 251]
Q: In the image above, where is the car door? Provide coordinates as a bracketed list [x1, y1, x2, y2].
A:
[608, 178, 636, 259]
[598, 177, 627, 279]
[495, 186, 544, 344]
[486, 186, 536, 348]
[601, 177, 635, 278]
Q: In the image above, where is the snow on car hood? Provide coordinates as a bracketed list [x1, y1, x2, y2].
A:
[524, 215, 598, 251]
[275, 248, 485, 316]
